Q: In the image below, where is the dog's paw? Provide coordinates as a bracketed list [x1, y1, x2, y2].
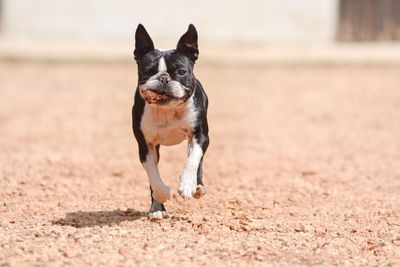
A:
[147, 211, 169, 220]
[193, 184, 206, 199]
[178, 175, 196, 199]
[152, 185, 171, 203]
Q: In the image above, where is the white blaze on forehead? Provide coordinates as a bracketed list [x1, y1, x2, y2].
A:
[158, 57, 167, 73]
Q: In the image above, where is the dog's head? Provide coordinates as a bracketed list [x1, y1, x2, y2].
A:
[134, 24, 199, 106]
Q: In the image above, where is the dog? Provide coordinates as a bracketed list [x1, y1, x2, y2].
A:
[132, 24, 209, 219]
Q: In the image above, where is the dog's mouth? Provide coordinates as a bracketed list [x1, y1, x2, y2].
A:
[143, 89, 171, 104]
[140, 88, 184, 105]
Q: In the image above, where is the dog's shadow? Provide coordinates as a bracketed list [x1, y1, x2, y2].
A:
[53, 208, 146, 228]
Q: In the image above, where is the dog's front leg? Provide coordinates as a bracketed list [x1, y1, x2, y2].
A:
[178, 136, 206, 199]
[142, 145, 171, 204]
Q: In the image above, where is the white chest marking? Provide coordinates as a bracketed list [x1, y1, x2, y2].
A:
[140, 97, 197, 146]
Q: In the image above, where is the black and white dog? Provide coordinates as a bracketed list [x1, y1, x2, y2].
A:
[132, 24, 209, 219]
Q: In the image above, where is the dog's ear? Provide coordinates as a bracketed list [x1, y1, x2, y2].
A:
[134, 24, 155, 61]
[177, 24, 199, 63]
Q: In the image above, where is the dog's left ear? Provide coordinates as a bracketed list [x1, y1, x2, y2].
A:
[134, 24, 155, 61]
[177, 24, 199, 63]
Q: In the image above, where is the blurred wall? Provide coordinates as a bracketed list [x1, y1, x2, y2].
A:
[1, 0, 338, 44]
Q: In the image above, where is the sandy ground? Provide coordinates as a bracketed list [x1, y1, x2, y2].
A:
[1, 62, 400, 266]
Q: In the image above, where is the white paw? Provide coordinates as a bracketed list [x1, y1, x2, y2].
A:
[178, 174, 196, 199]
[152, 185, 171, 203]
[147, 211, 169, 220]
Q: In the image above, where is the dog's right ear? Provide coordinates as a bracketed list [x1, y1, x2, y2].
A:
[134, 24, 155, 61]
[177, 24, 199, 63]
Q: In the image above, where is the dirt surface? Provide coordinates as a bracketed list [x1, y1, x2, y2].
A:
[1, 62, 400, 266]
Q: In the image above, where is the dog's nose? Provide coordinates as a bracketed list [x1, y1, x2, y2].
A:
[159, 74, 170, 86]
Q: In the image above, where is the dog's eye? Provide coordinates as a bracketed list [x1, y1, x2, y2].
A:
[177, 69, 187, 76]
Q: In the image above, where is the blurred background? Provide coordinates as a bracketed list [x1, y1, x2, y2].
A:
[0, 0, 399, 63]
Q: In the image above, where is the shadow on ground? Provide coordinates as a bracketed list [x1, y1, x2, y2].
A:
[53, 209, 146, 228]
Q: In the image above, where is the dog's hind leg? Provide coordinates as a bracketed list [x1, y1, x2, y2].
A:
[140, 144, 170, 219]
[194, 158, 206, 199]
[147, 145, 168, 219]
[149, 187, 168, 219]
[194, 133, 209, 199]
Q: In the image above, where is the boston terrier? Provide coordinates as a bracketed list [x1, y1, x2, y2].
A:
[132, 24, 209, 219]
